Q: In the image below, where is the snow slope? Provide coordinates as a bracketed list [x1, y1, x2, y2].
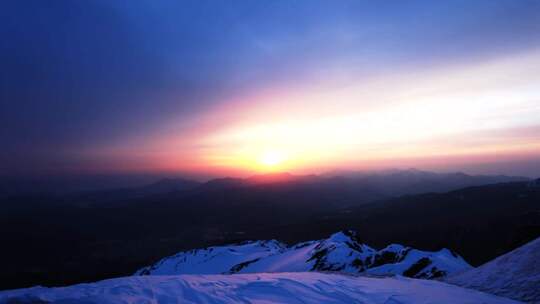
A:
[365, 244, 470, 279]
[136, 240, 284, 275]
[0, 272, 521, 304]
[446, 237, 540, 303]
[136, 231, 471, 279]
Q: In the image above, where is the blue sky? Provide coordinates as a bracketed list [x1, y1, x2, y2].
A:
[1, 0, 540, 177]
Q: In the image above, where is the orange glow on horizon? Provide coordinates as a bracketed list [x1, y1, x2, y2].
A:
[187, 49, 540, 174]
[79, 49, 540, 177]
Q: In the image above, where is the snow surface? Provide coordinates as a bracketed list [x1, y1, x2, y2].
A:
[136, 240, 284, 275]
[0, 272, 521, 304]
[366, 245, 469, 279]
[446, 237, 540, 303]
[136, 231, 471, 279]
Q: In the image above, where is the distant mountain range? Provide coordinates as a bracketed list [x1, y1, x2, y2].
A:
[321, 168, 529, 197]
[65, 178, 201, 206]
[185, 168, 529, 200]
[1, 169, 528, 203]
[72, 170, 530, 209]
[136, 230, 471, 279]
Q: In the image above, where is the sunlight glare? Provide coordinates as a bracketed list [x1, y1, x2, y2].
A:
[259, 150, 285, 168]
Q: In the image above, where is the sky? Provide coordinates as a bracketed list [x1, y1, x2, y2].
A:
[2, 0, 540, 179]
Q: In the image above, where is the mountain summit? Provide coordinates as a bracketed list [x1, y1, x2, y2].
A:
[136, 230, 471, 279]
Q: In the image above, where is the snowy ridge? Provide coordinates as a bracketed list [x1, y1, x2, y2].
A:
[136, 240, 285, 275]
[136, 230, 472, 279]
[446, 236, 540, 303]
[0, 272, 521, 304]
[365, 244, 471, 279]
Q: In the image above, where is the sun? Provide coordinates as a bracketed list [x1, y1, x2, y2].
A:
[259, 150, 285, 168]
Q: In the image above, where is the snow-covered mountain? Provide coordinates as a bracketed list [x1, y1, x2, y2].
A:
[446, 236, 540, 303]
[0, 272, 520, 304]
[136, 231, 471, 279]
